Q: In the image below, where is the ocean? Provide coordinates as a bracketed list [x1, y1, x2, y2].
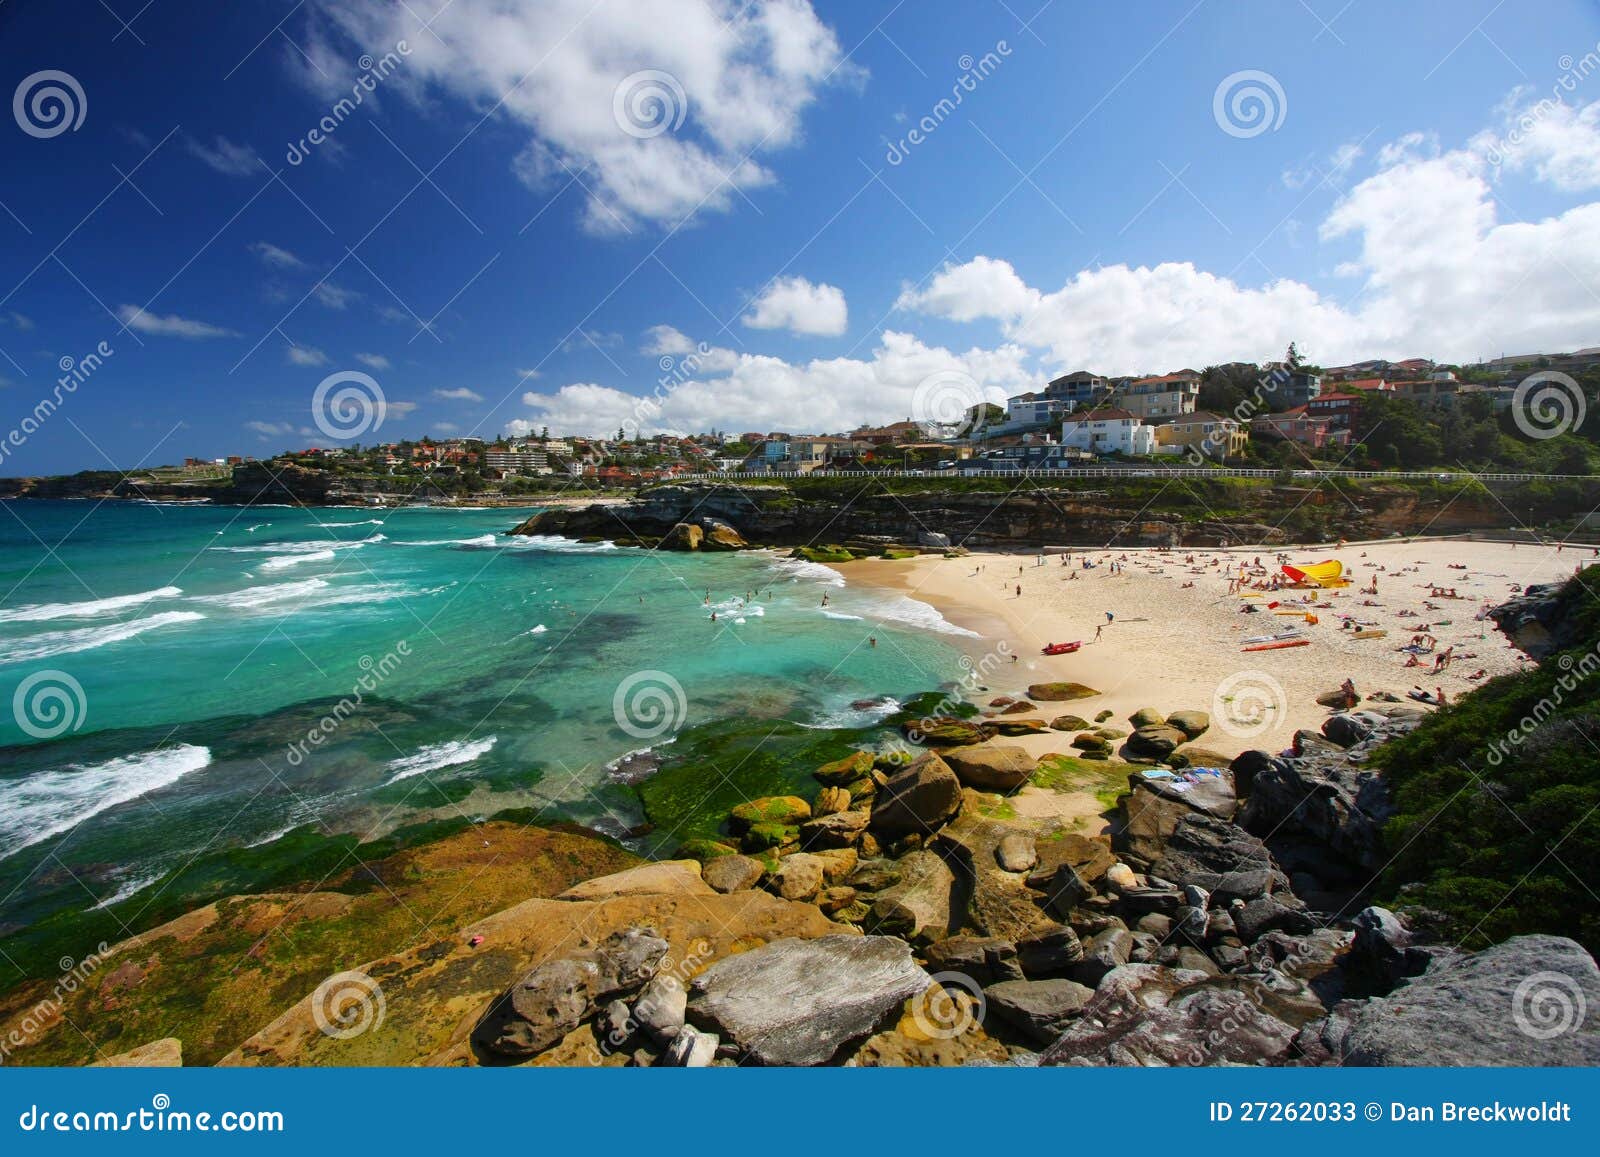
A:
[0, 500, 976, 958]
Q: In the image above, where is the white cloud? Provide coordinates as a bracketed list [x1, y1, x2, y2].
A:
[355, 352, 390, 369]
[742, 276, 848, 336]
[245, 420, 294, 436]
[312, 283, 360, 310]
[433, 421, 460, 433]
[286, 345, 329, 366]
[434, 387, 484, 401]
[187, 134, 260, 177]
[514, 367, 542, 380]
[897, 103, 1600, 371]
[1476, 91, 1600, 191]
[562, 329, 623, 353]
[511, 330, 1030, 436]
[642, 324, 695, 356]
[250, 242, 307, 269]
[384, 400, 419, 418]
[5, 311, 34, 331]
[301, 0, 854, 232]
[117, 305, 237, 339]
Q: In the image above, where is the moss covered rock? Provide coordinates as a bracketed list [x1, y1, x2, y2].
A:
[815, 751, 876, 786]
[729, 795, 812, 832]
[1049, 714, 1091, 731]
[1027, 682, 1101, 702]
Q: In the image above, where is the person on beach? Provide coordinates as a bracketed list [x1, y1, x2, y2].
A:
[1340, 678, 1358, 709]
[1095, 624, 1103, 641]
[1105, 611, 1114, 625]
[869, 637, 876, 648]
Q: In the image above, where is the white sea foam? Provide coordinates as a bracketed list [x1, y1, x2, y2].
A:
[192, 578, 330, 610]
[315, 519, 386, 527]
[805, 696, 904, 730]
[862, 594, 980, 637]
[0, 586, 184, 623]
[93, 869, 165, 909]
[259, 549, 337, 571]
[526, 624, 548, 634]
[213, 534, 382, 555]
[772, 558, 846, 587]
[822, 610, 863, 621]
[0, 744, 212, 858]
[0, 610, 205, 664]
[385, 736, 498, 783]
[393, 533, 615, 553]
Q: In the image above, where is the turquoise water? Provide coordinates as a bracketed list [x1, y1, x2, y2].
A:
[0, 500, 974, 944]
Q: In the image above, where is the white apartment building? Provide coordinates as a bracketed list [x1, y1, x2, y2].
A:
[1060, 408, 1156, 456]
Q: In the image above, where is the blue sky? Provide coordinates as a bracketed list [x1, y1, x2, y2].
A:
[3, 0, 1600, 474]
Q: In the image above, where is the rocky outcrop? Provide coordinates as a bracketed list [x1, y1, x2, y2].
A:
[1489, 581, 1573, 659]
[686, 936, 930, 1065]
[1118, 770, 1238, 865]
[1301, 934, 1600, 1065]
[1236, 752, 1393, 876]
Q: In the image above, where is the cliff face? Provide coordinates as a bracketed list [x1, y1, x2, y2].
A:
[508, 482, 1507, 551]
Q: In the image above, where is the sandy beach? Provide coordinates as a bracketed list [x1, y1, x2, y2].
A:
[837, 536, 1587, 764]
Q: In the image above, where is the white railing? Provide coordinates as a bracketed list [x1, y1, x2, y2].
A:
[680, 466, 1599, 483]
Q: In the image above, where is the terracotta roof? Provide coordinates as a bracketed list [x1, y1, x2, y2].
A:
[1311, 391, 1364, 403]
[1343, 378, 1391, 390]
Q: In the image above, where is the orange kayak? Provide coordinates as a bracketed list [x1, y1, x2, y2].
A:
[1241, 638, 1312, 652]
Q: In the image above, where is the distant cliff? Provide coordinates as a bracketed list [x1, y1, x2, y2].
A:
[507, 479, 1522, 551]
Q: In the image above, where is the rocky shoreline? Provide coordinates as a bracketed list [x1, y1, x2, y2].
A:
[11, 585, 1600, 1068]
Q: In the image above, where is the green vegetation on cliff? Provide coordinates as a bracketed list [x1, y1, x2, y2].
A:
[1377, 567, 1600, 953]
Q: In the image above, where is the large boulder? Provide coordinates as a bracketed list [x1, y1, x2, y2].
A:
[1119, 771, 1238, 865]
[661, 522, 704, 551]
[869, 752, 963, 838]
[1126, 724, 1189, 759]
[687, 935, 930, 1065]
[941, 744, 1035, 792]
[1302, 934, 1600, 1065]
[907, 717, 987, 746]
[768, 853, 826, 901]
[91, 1038, 183, 1067]
[1027, 682, 1100, 702]
[698, 519, 747, 551]
[1165, 710, 1210, 740]
[983, 978, 1094, 1045]
[922, 936, 1024, 987]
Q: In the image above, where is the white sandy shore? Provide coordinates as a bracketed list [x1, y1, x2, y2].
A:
[837, 537, 1587, 763]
